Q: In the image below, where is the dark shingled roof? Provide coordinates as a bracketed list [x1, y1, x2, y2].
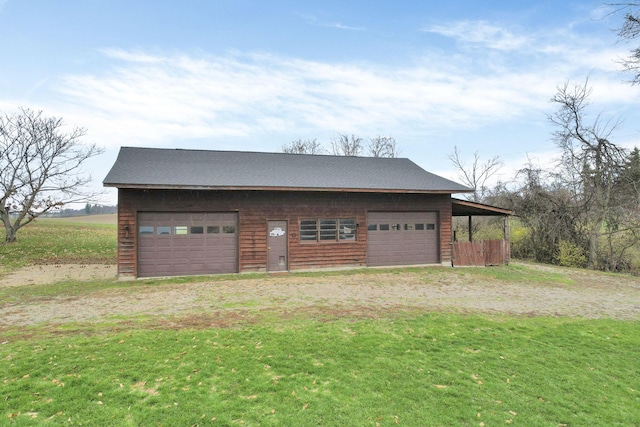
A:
[103, 147, 472, 193]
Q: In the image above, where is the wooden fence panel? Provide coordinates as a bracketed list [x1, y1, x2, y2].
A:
[484, 239, 506, 265]
[452, 241, 484, 266]
[452, 239, 509, 267]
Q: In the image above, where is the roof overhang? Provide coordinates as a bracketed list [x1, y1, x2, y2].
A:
[452, 198, 512, 216]
[104, 183, 467, 194]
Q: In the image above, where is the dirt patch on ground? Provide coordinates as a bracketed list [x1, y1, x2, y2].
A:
[1, 263, 639, 328]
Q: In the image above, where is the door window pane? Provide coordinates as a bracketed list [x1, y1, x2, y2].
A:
[139, 226, 154, 235]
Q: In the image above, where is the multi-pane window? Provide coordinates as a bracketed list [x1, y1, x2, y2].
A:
[300, 218, 356, 242]
[139, 223, 234, 236]
[367, 222, 436, 232]
[339, 218, 356, 240]
[300, 219, 318, 241]
[319, 219, 337, 241]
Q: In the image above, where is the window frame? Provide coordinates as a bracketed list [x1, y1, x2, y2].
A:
[139, 225, 154, 235]
[174, 226, 188, 235]
[157, 226, 171, 235]
[339, 218, 356, 241]
[300, 217, 357, 243]
[319, 218, 338, 241]
[300, 219, 319, 241]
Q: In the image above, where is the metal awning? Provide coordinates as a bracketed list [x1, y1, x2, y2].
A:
[452, 198, 513, 217]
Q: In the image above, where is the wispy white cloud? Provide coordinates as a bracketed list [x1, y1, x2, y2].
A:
[47, 19, 637, 153]
[54, 49, 545, 148]
[327, 22, 365, 31]
[424, 20, 530, 51]
[297, 13, 365, 31]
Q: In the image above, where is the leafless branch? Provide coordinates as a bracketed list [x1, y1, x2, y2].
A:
[281, 138, 324, 154]
[367, 135, 399, 158]
[331, 134, 363, 156]
[0, 108, 103, 242]
[448, 146, 502, 203]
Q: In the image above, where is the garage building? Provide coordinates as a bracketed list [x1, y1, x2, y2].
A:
[104, 147, 481, 278]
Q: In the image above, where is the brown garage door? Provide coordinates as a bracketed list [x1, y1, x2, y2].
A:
[138, 212, 237, 277]
[366, 212, 439, 266]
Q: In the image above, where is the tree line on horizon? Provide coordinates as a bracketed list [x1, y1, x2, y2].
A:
[281, 134, 399, 158]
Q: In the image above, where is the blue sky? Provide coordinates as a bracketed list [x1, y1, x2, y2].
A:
[2, 0, 639, 205]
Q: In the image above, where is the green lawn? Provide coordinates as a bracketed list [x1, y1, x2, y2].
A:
[1, 221, 639, 426]
[2, 315, 638, 426]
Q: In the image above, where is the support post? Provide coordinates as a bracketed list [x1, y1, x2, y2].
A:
[504, 216, 511, 264]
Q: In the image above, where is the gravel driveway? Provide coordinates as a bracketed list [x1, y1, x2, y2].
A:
[1, 262, 639, 327]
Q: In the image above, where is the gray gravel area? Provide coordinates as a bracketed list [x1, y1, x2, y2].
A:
[1, 262, 639, 327]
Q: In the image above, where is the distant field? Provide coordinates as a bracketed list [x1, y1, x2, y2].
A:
[42, 214, 117, 225]
[0, 219, 117, 271]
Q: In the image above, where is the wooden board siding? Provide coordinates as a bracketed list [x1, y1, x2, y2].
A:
[452, 239, 509, 267]
[484, 239, 509, 266]
[116, 191, 136, 277]
[451, 241, 484, 267]
[116, 189, 454, 277]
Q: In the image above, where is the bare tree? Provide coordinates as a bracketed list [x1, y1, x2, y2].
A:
[448, 146, 503, 203]
[0, 108, 103, 242]
[549, 79, 627, 268]
[283, 134, 400, 158]
[610, 1, 640, 84]
[500, 161, 586, 264]
[367, 135, 399, 158]
[281, 138, 324, 154]
[331, 134, 363, 156]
